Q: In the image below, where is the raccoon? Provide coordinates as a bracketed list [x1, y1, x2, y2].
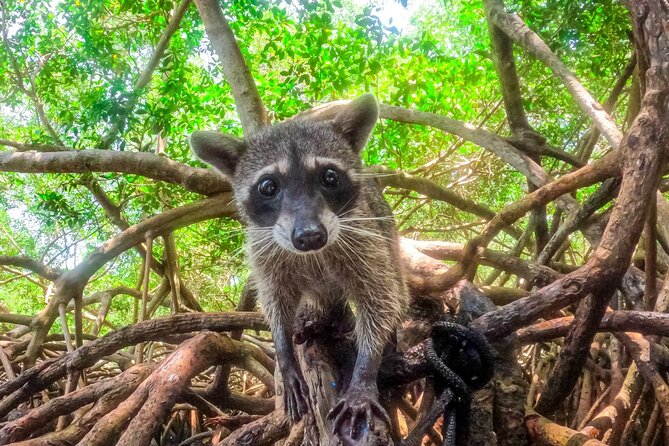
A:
[190, 94, 408, 439]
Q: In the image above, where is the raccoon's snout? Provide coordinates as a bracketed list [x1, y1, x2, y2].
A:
[291, 224, 328, 252]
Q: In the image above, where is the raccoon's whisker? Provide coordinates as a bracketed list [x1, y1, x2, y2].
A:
[337, 208, 358, 218]
[246, 227, 274, 235]
[267, 237, 291, 264]
[339, 216, 395, 222]
[339, 232, 375, 273]
[335, 234, 359, 268]
[351, 173, 398, 178]
[248, 234, 274, 249]
[275, 242, 292, 261]
[339, 223, 392, 235]
[219, 227, 246, 234]
[248, 235, 277, 262]
[249, 241, 272, 259]
[203, 227, 247, 246]
[248, 230, 274, 240]
[338, 225, 395, 242]
[335, 193, 361, 216]
[314, 251, 325, 278]
[254, 240, 278, 261]
[218, 249, 244, 270]
[214, 229, 253, 260]
[229, 244, 248, 260]
[246, 230, 274, 235]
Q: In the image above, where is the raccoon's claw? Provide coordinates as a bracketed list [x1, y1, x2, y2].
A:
[327, 388, 390, 441]
[282, 368, 309, 422]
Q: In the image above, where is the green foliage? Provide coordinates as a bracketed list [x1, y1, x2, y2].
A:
[0, 0, 633, 328]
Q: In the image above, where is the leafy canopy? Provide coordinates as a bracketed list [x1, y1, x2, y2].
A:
[0, 0, 632, 331]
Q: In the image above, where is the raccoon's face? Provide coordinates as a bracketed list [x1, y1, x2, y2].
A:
[232, 124, 363, 254]
[190, 94, 378, 254]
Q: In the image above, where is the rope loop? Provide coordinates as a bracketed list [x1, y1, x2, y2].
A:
[425, 317, 495, 445]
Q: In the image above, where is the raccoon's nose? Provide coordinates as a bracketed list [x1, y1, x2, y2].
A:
[292, 224, 328, 251]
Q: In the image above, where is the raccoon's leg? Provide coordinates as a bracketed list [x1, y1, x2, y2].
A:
[258, 287, 308, 422]
[328, 291, 401, 439]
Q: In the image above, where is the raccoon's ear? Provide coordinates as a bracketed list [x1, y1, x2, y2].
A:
[189, 131, 245, 178]
[332, 93, 379, 152]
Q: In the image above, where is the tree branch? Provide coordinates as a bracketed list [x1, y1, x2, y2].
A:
[402, 239, 564, 289]
[0, 148, 230, 195]
[379, 104, 550, 188]
[0, 255, 62, 281]
[485, 0, 624, 148]
[516, 311, 669, 344]
[615, 332, 669, 445]
[373, 166, 522, 238]
[109, 333, 239, 446]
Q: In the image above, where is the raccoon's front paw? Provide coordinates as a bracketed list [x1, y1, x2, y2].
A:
[327, 386, 391, 441]
[281, 367, 309, 422]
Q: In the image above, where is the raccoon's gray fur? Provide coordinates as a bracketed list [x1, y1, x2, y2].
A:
[190, 94, 408, 439]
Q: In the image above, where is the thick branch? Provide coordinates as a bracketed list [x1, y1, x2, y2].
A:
[537, 178, 620, 265]
[526, 412, 607, 445]
[516, 311, 669, 344]
[584, 363, 642, 442]
[379, 104, 551, 189]
[403, 239, 563, 288]
[534, 287, 615, 415]
[484, 7, 530, 135]
[0, 313, 33, 326]
[0, 148, 229, 195]
[615, 332, 669, 444]
[113, 333, 238, 446]
[0, 255, 61, 281]
[217, 410, 290, 446]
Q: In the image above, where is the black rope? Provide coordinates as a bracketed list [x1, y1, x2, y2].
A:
[424, 318, 495, 446]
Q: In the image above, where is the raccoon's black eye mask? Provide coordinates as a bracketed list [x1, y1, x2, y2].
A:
[250, 165, 356, 213]
[316, 166, 359, 215]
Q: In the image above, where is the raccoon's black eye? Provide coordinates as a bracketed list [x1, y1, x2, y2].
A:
[322, 168, 339, 187]
[257, 177, 278, 197]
